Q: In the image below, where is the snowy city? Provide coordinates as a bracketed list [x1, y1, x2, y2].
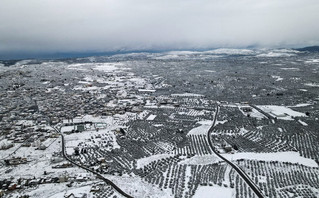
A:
[0, 48, 319, 198]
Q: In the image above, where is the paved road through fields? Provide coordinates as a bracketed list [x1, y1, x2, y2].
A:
[52, 126, 134, 198]
[207, 104, 265, 198]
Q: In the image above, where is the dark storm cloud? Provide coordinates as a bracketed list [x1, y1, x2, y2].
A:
[1, 0, 319, 56]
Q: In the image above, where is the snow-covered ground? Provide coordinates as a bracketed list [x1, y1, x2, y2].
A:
[256, 105, 307, 120]
[287, 103, 312, 108]
[171, 93, 204, 97]
[222, 151, 318, 168]
[271, 75, 283, 81]
[105, 174, 174, 198]
[0, 139, 21, 158]
[63, 114, 137, 154]
[92, 62, 129, 72]
[179, 154, 221, 165]
[49, 184, 92, 198]
[298, 120, 308, 126]
[136, 154, 174, 169]
[237, 105, 266, 119]
[10, 181, 102, 198]
[187, 120, 214, 136]
[150, 48, 299, 60]
[64, 128, 120, 155]
[305, 59, 319, 63]
[182, 166, 192, 197]
[138, 89, 156, 92]
[179, 151, 318, 168]
[304, 83, 319, 87]
[193, 186, 235, 198]
[280, 67, 300, 71]
[0, 137, 91, 181]
[146, 114, 157, 121]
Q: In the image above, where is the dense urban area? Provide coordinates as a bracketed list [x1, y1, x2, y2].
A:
[0, 48, 319, 198]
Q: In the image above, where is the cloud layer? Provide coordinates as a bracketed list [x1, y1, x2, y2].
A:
[1, 0, 319, 57]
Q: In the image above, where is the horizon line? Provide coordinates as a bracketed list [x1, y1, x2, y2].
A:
[1, 45, 318, 61]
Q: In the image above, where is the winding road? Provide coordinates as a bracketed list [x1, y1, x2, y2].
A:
[52, 126, 133, 198]
[51, 102, 264, 198]
[207, 104, 265, 198]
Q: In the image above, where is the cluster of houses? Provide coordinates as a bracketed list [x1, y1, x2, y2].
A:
[213, 137, 235, 153]
[4, 157, 27, 166]
[0, 173, 95, 197]
[3, 125, 58, 150]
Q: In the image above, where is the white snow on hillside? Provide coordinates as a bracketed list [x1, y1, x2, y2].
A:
[257, 52, 295, 57]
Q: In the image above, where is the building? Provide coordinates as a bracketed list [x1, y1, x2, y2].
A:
[241, 107, 252, 112]
[76, 125, 85, 132]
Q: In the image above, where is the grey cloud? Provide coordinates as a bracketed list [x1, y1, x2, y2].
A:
[1, 0, 319, 56]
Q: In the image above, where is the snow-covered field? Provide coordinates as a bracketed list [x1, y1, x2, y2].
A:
[271, 75, 283, 81]
[64, 128, 120, 155]
[193, 186, 235, 198]
[222, 151, 318, 168]
[49, 184, 92, 198]
[187, 120, 214, 136]
[287, 103, 312, 108]
[179, 154, 221, 165]
[298, 120, 308, 126]
[304, 82, 319, 87]
[63, 114, 140, 154]
[178, 151, 318, 168]
[105, 174, 174, 198]
[93, 62, 127, 72]
[171, 93, 204, 97]
[146, 114, 157, 121]
[0, 137, 87, 179]
[257, 105, 307, 120]
[237, 105, 266, 119]
[136, 154, 174, 169]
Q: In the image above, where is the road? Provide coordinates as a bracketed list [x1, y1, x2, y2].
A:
[249, 104, 275, 123]
[207, 104, 265, 198]
[52, 126, 133, 198]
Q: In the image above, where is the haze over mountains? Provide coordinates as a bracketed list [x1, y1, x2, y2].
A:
[1, 0, 319, 59]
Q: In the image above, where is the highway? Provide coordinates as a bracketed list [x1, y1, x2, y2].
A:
[52, 126, 133, 198]
[207, 104, 265, 198]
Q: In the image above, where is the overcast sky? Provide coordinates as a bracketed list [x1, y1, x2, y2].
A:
[1, 0, 319, 58]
